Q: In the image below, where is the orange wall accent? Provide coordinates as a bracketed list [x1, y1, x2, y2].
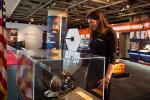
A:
[112, 19, 150, 32]
[78, 28, 91, 35]
[78, 19, 150, 34]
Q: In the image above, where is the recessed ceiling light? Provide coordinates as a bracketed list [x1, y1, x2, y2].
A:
[127, 5, 130, 8]
[106, 0, 110, 3]
[65, 9, 68, 12]
[52, 2, 56, 6]
[121, 8, 125, 11]
[30, 18, 34, 22]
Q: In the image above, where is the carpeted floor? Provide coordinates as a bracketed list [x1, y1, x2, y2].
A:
[110, 60, 150, 100]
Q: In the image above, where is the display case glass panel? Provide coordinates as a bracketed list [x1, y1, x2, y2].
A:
[15, 49, 105, 100]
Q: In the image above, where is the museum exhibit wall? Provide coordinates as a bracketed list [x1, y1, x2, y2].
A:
[6, 22, 47, 49]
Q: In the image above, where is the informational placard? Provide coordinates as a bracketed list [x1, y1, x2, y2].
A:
[47, 16, 61, 49]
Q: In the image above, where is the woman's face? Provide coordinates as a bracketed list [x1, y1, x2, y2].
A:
[87, 18, 98, 31]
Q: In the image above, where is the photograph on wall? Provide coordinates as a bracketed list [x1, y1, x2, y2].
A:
[79, 34, 90, 49]
[141, 30, 150, 49]
[47, 16, 61, 49]
[130, 31, 140, 39]
[129, 42, 139, 50]
[6, 28, 18, 43]
[141, 30, 150, 39]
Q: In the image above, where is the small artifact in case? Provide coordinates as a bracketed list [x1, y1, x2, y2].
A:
[44, 71, 77, 98]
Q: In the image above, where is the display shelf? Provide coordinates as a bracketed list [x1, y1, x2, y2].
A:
[128, 49, 150, 63]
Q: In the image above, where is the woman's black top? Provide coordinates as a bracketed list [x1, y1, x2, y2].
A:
[86, 28, 117, 93]
[89, 29, 117, 70]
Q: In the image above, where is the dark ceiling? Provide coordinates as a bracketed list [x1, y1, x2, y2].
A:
[7, 0, 150, 28]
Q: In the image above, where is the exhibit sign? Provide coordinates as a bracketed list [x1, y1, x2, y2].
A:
[47, 16, 61, 49]
[112, 20, 150, 32]
[47, 16, 67, 49]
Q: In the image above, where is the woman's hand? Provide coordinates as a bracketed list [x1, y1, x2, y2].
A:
[97, 63, 114, 89]
[97, 77, 110, 90]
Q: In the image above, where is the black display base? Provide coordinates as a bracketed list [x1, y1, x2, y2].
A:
[112, 72, 129, 79]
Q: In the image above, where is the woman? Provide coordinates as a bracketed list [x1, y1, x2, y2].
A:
[85, 11, 117, 100]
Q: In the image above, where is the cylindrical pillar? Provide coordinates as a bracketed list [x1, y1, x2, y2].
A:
[46, 9, 67, 49]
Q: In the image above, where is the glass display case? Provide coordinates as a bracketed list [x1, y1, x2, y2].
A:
[16, 49, 105, 100]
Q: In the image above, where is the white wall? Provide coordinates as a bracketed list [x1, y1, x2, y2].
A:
[6, 22, 47, 41]
[6, 22, 47, 49]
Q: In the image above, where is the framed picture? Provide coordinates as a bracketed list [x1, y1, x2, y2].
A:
[141, 30, 150, 39]
[6, 28, 18, 43]
[130, 31, 140, 39]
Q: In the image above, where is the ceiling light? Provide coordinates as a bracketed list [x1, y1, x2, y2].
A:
[65, 9, 68, 12]
[30, 18, 34, 22]
[106, 0, 110, 3]
[127, 5, 130, 8]
[121, 8, 125, 11]
[52, 2, 56, 6]
[47, 6, 49, 9]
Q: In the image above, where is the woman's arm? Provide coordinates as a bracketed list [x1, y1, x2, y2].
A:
[105, 30, 117, 81]
[105, 64, 114, 82]
[98, 30, 117, 88]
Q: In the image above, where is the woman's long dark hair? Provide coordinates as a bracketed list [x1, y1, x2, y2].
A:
[87, 11, 111, 36]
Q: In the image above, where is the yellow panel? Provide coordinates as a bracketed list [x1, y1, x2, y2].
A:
[76, 91, 93, 100]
